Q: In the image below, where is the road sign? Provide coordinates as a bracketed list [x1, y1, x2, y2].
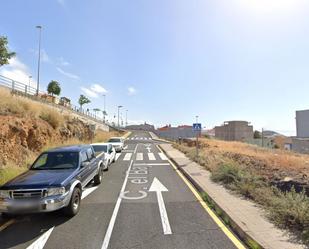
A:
[192, 123, 202, 131]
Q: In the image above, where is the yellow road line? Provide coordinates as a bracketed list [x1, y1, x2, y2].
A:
[0, 219, 15, 232]
[156, 145, 246, 249]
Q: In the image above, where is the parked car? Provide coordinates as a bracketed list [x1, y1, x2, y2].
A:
[0, 145, 104, 217]
[107, 137, 124, 152]
[91, 143, 116, 168]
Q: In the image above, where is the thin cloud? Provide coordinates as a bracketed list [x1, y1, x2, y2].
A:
[91, 84, 107, 94]
[128, 86, 137, 96]
[57, 67, 80, 80]
[0, 57, 37, 89]
[58, 57, 70, 66]
[80, 87, 98, 98]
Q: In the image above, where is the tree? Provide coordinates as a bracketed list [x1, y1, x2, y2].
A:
[254, 130, 261, 139]
[47, 80, 61, 96]
[78, 94, 91, 109]
[0, 36, 16, 67]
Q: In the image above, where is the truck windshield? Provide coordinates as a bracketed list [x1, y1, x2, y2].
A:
[92, 145, 108, 153]
[108, 138, 121, 143]
[31, 152, 79, 170]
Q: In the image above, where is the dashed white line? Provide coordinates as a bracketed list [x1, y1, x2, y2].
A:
[26, 227, 55, 249]
[123, 153, 132, 161]
[148, 153, 156, 161]
[136, 153, 143, 161]
[158, 152, 168, 161]
[115, 154, 121, 161]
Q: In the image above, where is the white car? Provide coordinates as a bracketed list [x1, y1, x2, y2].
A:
[107, 137, 124, 152]
[91, 143, 116, 170]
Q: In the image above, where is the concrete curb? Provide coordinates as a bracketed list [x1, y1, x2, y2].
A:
[122, 131, 132, 139]
[158, 144, 264, 249]
[149, 132, 171, 143]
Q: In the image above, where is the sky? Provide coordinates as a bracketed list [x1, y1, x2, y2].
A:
[1, 0, 309, 135]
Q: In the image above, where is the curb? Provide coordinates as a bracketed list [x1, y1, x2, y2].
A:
[158, 144, 264, 249]
[122, 131, 132, 139]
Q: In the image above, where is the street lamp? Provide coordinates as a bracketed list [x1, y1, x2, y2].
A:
[126, 109, 128, 127]
[117, 105, 123, 128]
[36, 25, 42, 96]
[195, 115, 199, 123]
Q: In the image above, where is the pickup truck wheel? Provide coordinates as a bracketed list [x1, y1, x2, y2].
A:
[94, 166, 103, 185]
[63, 188, 81, 217]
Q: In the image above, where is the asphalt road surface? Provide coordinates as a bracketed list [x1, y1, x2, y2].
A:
[0, 131, 242, 249]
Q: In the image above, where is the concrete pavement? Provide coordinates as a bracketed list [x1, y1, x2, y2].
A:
[0, 131, 244, 249]
[160, 143, 305, 249]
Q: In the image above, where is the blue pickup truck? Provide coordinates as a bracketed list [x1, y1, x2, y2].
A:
[0, 145, 104, 217]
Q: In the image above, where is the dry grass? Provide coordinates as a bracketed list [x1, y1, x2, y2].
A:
[197, 138, 309, 177]
[0, 87, 65, 128]
[93, 130, 124, 143]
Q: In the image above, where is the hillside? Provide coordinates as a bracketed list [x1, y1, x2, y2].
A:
[0, 88, 121, 184]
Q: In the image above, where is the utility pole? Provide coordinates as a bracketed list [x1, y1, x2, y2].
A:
[36, 25, 42, 96]
[117, 105, 123, 128]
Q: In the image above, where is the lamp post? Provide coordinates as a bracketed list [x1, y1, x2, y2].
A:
[117, 105, 123, 128]
[195, 115, 199, 160]
[35, 25, 42, 96]
[126, 109, 128, 127]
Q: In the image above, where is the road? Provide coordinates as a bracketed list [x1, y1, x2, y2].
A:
[0, 131, 242, 249]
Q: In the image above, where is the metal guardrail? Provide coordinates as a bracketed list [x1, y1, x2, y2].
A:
[0, 74, 117, 128]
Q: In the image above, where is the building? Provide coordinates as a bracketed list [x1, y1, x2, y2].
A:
[156, 125, 196, 140]
[215, 121, 253, 141]
[296, 110, 309, 138]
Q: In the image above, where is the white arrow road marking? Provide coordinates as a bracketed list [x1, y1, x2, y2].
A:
[26, 227, 54, 249]
[101, 159, 134, 249]
[149, 178, 172, 235]
[26, 185, 98, 249]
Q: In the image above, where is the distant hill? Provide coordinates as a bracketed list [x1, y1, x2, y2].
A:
[263, 130, 284, 137]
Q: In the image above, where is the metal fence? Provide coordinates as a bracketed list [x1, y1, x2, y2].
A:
[0, 74, 113, 127]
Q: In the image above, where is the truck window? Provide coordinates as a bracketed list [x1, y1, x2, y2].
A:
[81, 151, 88, 163]
[86, 148, 95, 160]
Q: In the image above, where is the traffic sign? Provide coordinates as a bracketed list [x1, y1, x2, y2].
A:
[192, 123, 202, 131]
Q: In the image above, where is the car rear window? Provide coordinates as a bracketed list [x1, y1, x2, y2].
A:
[108, 138, 121, 142]
[92, 145, 107, 153]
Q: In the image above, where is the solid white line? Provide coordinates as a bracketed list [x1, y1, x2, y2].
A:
[26, 227, 54, 249]
[136, 153, 143, 161]
[148, 153, 156, 161]
[101, 158, 135, 249]
[158, 152, 168, 161]
[123, 145, 128, 150]
[115, 154, 121, 161]
[123, 153, 132, 161]
[0, 219, 15, 232]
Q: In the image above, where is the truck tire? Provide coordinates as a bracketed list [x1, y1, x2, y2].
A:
[93, 165, 103, 185]
[63, 188, 81, 217]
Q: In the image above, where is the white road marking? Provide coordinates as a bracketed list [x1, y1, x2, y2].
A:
[149, 178, 172, 235]
[115, 154, 121, 161]
[26, 185, 99, 249]
[148, 153, 156, 161]
[123, 145, 128, 150]
[81, 186, 99, 199]
[101, 153, 136, 249]
[26, 227, 54, 249]
[136, 153, 143, 161]
[158, 153, 168, 161]
[123, 153, 132, 161]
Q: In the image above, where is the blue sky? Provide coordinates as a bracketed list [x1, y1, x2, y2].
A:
[1, 0, 309, 135]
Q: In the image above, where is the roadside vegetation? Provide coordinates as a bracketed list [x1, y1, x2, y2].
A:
[174, 139, 309, 245]
[0, 88, 125, 185]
